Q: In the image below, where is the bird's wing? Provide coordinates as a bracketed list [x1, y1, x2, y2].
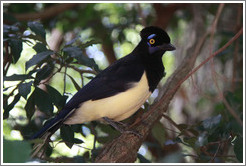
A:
[64, 54, 144, 110]
[30, 54, 144, 139]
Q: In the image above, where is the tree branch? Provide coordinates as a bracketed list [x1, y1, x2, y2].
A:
[95, 4, 243, 163]
[12, 3, 78, 21]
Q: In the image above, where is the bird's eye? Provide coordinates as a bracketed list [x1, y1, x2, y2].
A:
[149, 39, 155, 45]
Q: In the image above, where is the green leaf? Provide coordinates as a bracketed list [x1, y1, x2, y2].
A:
[65, 36, 81, 46]
[3, 94, 21, 119]
[73, 138, 84, 144]
[24, 34, 47, 44]
[63, 46, 99, 72]
[137, 153, 151, 163]
[234, 136, 243, 162]
[4, 74, 29, 81]
[33, 42, 47, 53]
[34, 63, 54, 85]
[67, 74, 81, 91]
[34, 87, 53, 115]
[3, 138, 31, 163]
[27, 21, 46, 39]
[25, 50, 54, 71]
[24, 91, 35, 119]
[18, 81, 33, 99]
[4, 69, 37, 81]
[4, 24, 20, 32]
[71, 124, 83, 133]
[202, 114, 222, 130]
[183, 137, 197, 148]
[45, 85, 68, 110]
[60, 125, 75, 149]
[63, 46, 82, 59]
[151, 121, 166, 146]
[80, 39, 100, 49]
[9, 38, 23, 63]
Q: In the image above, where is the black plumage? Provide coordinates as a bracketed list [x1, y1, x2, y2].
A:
[31, 26, 175, 140]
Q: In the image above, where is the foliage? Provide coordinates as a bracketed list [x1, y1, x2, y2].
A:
[2, 3, 243, 163]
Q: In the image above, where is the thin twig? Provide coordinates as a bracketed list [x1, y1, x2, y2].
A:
[39, 66, 63, 85]
[162, 114, 192, 137]
[231, 4, 242, 91]
[63, 65, 67, 95]
[67, 64, 97, 75]
[209, 143, 221, 162]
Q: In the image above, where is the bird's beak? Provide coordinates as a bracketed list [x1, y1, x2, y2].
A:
[158, 43, 176, 51]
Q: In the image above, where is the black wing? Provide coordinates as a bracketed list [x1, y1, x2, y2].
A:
[64, 53, 144, 110]
[30, 54, 144, 139]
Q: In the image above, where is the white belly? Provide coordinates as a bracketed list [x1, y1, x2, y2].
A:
[64, 72, 151, 124]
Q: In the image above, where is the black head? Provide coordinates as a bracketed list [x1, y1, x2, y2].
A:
[140, 26, 175, 54]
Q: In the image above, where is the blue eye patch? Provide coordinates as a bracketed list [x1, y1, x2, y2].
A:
[147, 34, 156, 40]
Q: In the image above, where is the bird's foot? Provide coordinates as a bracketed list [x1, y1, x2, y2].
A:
[102, 117, 142, 138]
[123, 130, 142, 138]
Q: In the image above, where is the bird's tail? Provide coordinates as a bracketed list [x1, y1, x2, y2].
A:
[30, 117, 64, 158]
[30, 109, 75, 158]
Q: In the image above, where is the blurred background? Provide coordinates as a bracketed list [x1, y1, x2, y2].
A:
[3, 3, 243, 163]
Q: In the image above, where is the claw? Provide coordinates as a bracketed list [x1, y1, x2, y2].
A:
[102, 117, 142, 138]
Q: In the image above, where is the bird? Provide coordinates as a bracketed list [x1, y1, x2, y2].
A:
[30, 26, 175, 146]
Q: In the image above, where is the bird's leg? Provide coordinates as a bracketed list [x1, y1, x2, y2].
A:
[102, 117, 142, 138]
[112, 120, 128, 128]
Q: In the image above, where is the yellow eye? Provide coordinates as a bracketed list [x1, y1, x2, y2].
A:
[149, 39, 155, 45]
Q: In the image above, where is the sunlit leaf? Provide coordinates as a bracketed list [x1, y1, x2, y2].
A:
[34, 87, 53, 115]
[63, 46, 99, 72]
[18, 81, 33, 99]
[60, 125, 75, 149]
[4, 69, 37, 81]
[67, 74, 81, 91]
[24, 91, 35, 120]
[3, 94, 21, 119]
[45, 84, 68, 110]
[25, 50, 54, 71]
[8, 38, 23, 63]
[34, 63, 54, 85]
[27, 21, 46, 39]
[33, 42, 47, 53]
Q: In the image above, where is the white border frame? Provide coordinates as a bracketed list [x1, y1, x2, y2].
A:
[1, 1, 245, 165]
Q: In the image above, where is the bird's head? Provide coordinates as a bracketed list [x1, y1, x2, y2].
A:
[140, 26, 176, 55]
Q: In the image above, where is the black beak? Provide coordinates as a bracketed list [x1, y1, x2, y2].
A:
[158, 43, 176, 51]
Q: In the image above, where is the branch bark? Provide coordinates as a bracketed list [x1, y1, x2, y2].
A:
[12, 3, 78, 21]
[95, 4, 206, 163]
